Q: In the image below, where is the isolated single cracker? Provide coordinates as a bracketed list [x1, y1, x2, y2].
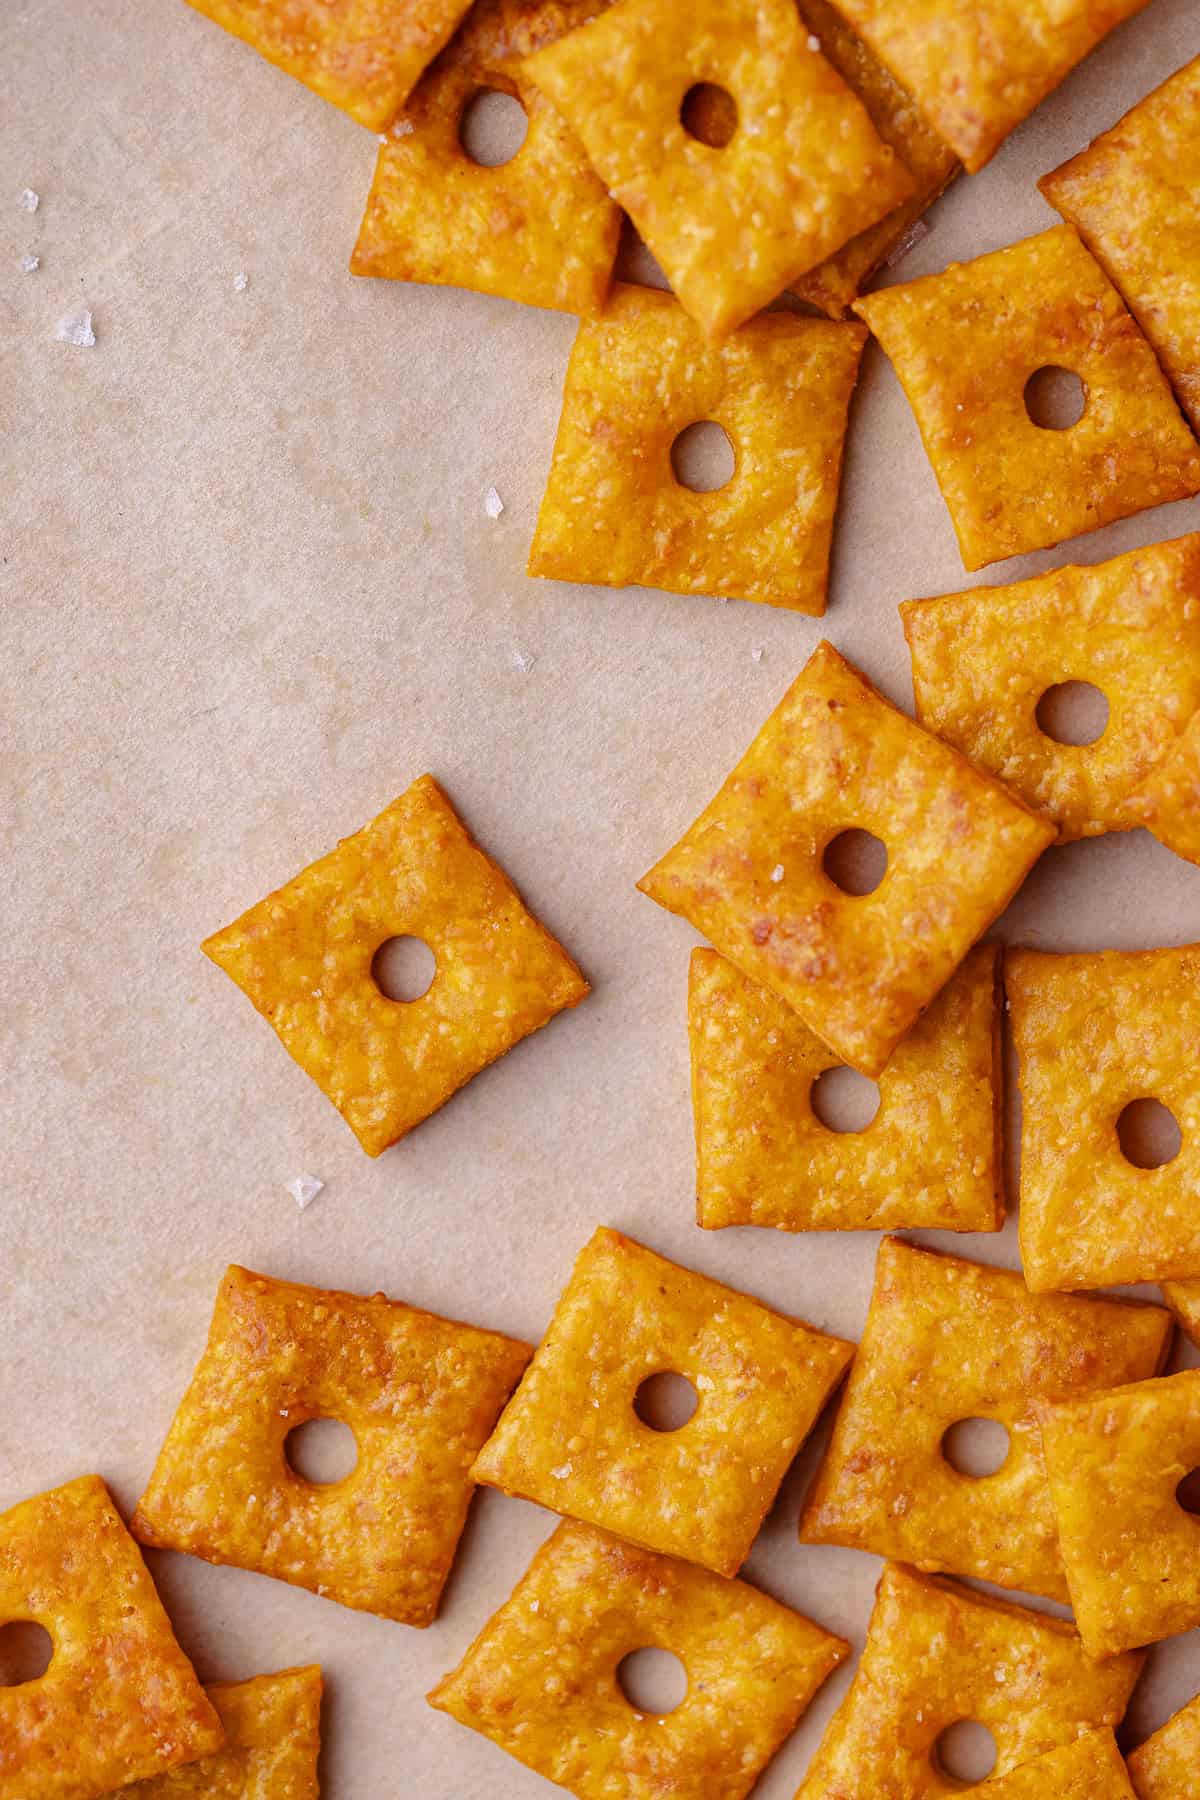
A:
[1040, 57, 1200, 436]
[855, 226, 1200, 571]
[183, 0, 472, 130]
[691, 944, 1003, 1233]
[979, 1732, 1137, 1799]
[0, 1475, 223, 1800]
[528, 286, 866, 613]
[823, 0, 1151, 172]
[800, 1239, 1172, 1601]
[1040, 1369, 1200, 1658]
[472, 1227, 852, 1576]
[796, 1563, 1144, 1800]
[639, 640, 1053, 1077]
[1008, 944, 1200, 1291]
[522, 0, 914, 339]
[350, 0, 621, 314]
[132, 1265, 531, 1625]
[429, 1520, 847, 1800]
[1128, 1691, 1200, 1799]
[203, 774, 588, 1156]
[901, 533, 1200, 840]
[1129, 709, 1200, 866]
[122, 1667, 323, 1799]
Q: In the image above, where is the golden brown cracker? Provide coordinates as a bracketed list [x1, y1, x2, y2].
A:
[1129, 708, 1200, 867]
[1128, 1692, 1200, 1800]
[121, 1667, 323, 1799]
[980, 1733, 1137, 1800]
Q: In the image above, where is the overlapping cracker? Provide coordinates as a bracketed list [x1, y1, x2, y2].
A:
[800, 1239, 1172, 1600]
[901, 533, 1200, 840]
[1041, 56, 1200, 435]
[1008, 944, 1200, 1291]
[979, 1733, 1137, 1799]
[796, 1563, 1144, 1799]
[0, 1475, 223, 1800]
[527, 286, 866, 612]
[855, 226, 1200, 571]
[1128, 1691, 1200, 1799]
[121, 1666, 323, 1799]
[472, 1227, 852, 1576]
[1130, 709, 1200, 866]
[822, 0, 1151, 172]
[639, 640, 1053, 1077]
[132, 1266, 531, 1625]
[522, 0, 914, 338]
[1040, 1369, 1200, 1658]
[429, 1520, 847, 1800]
[203, 774, 588, 1156]
[691, 945, 1002, 1232]
[350, 0, 621, 314]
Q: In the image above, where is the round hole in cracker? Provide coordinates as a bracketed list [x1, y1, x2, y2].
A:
[1117, 1097, 1182, 1170]
[616, 1647, 689, 1716]
[810, 1065, 881, 1134]
[459, 87, 529, 168]
[634, 1371, 699, 1432]
[680, 82, 738, 148]
[934, 1719, 998, 1785]
[285, 1418, 360, 1486]
[0, 1622, 53, 1688]
[1023, 365, 1086, 431]
[372, 935, 437, 1003]
[822, 828, 887, 897]
[1035, 681, 1109, 747]
[670, 421, 735, 493]
[941, 1417, 1011, 1479]
[1176, 1469, 1200, 1515]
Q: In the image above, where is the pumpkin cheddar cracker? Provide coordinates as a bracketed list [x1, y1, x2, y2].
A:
[120, 1667, 323, 1800]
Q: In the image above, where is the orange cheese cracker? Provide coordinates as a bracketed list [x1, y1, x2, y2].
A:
[691, 945, 1003, 1233]
[796, 1562, 1144, 1799]
[0, 1475, 223, 1800]
[639, 640, 1053, 1078]
[979, 1732, 1137, 1799]
[131, 1265, 531, 1625]
[202, 774, 588, 1156]
[350, 0, 621, 314]
[121, 1666, 323, 1799]
[1130, 708, 1200, 867]
[428, 1519, 847, 1800]
[1040, 1368, 1200, 1658]
[1008, 944, 1200, 1292]
[821, 0, 1151, 172]
[901, 534, 1200, 841]
[522, 0, 914, 339]
[527, 286, 866, 613]
[183, 0, 472, 131]
[800, 1239, 1172, 1601]
[855, 226, 1200, 571]
[472, 1227, 853, 1576]
[1128, 1692, 1200, 1799]
[1040, 57, 1200, 436]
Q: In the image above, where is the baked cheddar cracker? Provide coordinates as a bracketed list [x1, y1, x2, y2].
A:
[978, 1733, 1137, 1799]
[1128, 1691, 1200, 1800]
[121, 1667, 323, 1799]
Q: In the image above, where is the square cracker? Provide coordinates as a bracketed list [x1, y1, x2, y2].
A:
[1040, 1368, 1200, 1658]
[0, 1475, 223, 1800]
[639, 640, 1053, 1078]
[691, 944, 1003, 1233]
[901, 533, 1200, 842]
[121, 1666, 323, 1798]
[796, 1563, 1144, 1800]
[131, 1265, 531, 1625]
[800, 1239, 1172, 1601]
[183, 0, 472, 131]
[1129, 708, 1200, 867]
[822, 0, 1150, 172]
[349, 0, 621, 315]
[428, 1519, 847, 1800]
[1040, 57, 1200, 436]
[1008, 944, 1200, 1291]
[527, 286, 866, 613]
[522, 0, 914, 339]
[855, 226, 1200, 571]
[202, 773, 588, 1156]
[979, 1732, 1137, 1799]
[1127, 1691, 1200, 1800]
[472, 1226, 853, 1576]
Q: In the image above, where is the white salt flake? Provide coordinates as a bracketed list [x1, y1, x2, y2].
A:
[884, 217, 930, 270]
[233, 270, 249, 292]
[511, 647, 536, 674]
[770, 863, 784, 883]
[18, 188, 38, 213]
[54, 304, 95, 347]
[19, 253, 39, 273]
[751, 645, 764, 663]
[550, 1462, 572, 1479]
[807, 33, 821, 49]
[287, 1173, 324, 1210]
[391, 117, 415, 138]
[484, 484, 505, 519]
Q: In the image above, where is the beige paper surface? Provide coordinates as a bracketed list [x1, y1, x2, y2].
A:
[4, 0, 1200, 1791]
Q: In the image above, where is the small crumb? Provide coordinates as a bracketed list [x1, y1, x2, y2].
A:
[54, 304, 95, 347]
[807, 32, 821, 49]
[19, 253, 38, 273]
[770, 864, 784, 883]
[751, 645, 764, 663]
[716, 596, 728, 606]
[884, 217, 930, 270]
[511, 647, 536, 674]
[378, 133, 389, 144]
[550, 1462, 572, 1479]
[287, 1173, 324, 1211]
[484, 484, 504, 519]
[18, 188, 38, 213]
[391, 117, 415, 138]
[232, 271, 249, 292]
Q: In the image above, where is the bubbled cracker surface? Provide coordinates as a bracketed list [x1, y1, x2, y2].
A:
[121, 1667, 323, 1799]
[1130, 708, 1200, 866]
[977, 1732, 1136, 1799]
[1128, 1690, 1200, 1798]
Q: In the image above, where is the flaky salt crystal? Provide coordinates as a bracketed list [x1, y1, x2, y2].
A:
[19, 253, 38, 273]
[233, 271, 249, 292]
[511, 648, 536, 674]
[18, 188, 38, 213]
[54, 304, 95, 347]
[392, 118, 415, 138]
[770, 864, 784, 883]
[287, 1173, 324, 1210]
[484, 484, 504, 519]
[751, 645, 764, 663]
[807, 33, 821, 49]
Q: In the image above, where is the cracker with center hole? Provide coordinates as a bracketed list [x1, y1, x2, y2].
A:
[979, 1732, 1137, 1799]
[0, 1476, 223, 1800]
[638, 640, 1053, 1078]
[1127, 1691, 1200, 1799]
[854, 226, 1200, 571]
[131, 1266, 531, 1626]
[202, 774, 588, 1156]
[1040, 57, 1200, 437]
[428, 1519, 847, 1800]
[522, 0, 914, 339]
[472, 1227, 853, 1576]
[121, 1667, 323, 1799]
[349, 0, 621, 314]
[691, 945, 1003, 1233]
[901, 533, 1200, 841]
[821, 0, 1150, 172]
[799, 1239, 1172, 1601]
[182, 0, 473, 130]
[1008, 944, 1200, 1292]
[795, 1563, 1144, 1800]
[1039, 1368, 1200, 1658]
[1129, 709, 1200, 867]
[527, 286, 866, 613]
